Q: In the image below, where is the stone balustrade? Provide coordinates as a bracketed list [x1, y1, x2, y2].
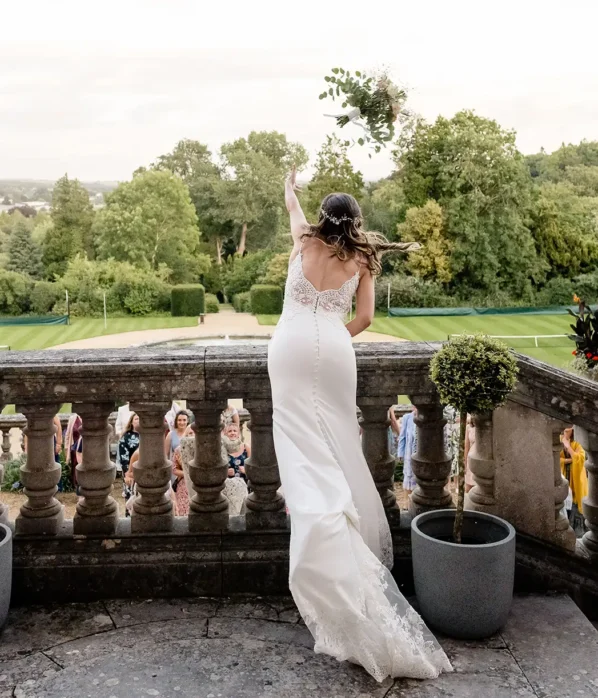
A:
[0, 343, 597, 607]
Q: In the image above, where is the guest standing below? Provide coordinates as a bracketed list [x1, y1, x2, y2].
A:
[65, 413, 82, 489]
[561, 426, 588, 535]
[171, 446, 189, 515]
[398, 406, 418, 494]
[388, 406, 401, 462]
[164, 411, 192, 461]
[221, 403, 240, 431]
[114, 402, 132, 440]
[222, 423, 250, 482]
[118, 413, 140, 512]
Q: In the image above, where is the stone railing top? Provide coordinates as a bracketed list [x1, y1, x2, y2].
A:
[0, 343, 440, 407]
[511, 353, 598, 432]
[1, 342, 597, 431]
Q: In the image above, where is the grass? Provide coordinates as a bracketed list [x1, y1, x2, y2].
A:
[0, 316, 198, 351]
[258, 312, 575, 369]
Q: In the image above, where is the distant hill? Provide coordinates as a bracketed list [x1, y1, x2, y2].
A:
[0, 179, 118, 203]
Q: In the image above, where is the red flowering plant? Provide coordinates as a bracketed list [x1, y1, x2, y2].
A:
[568, 295, 598, 368]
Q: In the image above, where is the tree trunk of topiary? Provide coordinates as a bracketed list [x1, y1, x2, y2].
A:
[453, 410, 467, 544]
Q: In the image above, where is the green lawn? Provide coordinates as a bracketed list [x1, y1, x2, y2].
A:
[258, 312, 575, 369]
[0, 316, 197, 351]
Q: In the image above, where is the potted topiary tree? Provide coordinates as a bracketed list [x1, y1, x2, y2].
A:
[411, 333, 519, 639]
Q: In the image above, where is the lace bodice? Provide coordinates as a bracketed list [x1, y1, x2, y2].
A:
[282, 251, 360, 319]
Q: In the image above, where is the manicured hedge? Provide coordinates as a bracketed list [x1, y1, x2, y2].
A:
[233, 292, 251, 313]
[250, 285, 283, 314]
[205, 293, 220, 313]
[171, 284, 205, 316]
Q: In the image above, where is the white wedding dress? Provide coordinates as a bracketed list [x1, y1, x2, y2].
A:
[267, 246, 452, 683]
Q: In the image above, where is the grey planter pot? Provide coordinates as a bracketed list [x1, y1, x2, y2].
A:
[0, 523, 12, 629]
[411, 510, 515, 640]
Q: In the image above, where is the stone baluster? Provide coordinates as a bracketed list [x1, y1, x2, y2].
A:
[244, 400, 286, 530]
[359, 399, 399, 521]
[15, 403, 64, 535]
[130, 402, 174, 533]
[0, 406, 6, 524]
[577, 428, 598, 563]
[1, 426, 10, 463]
[467, 412, 497, 513]
[409, 396, 452, 516]
[187, 400, 229, 532]
[72, 402, 118, 535]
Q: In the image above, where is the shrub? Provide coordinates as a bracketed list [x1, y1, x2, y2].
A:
[574, 272, 598, 305]
[171, 284, 205, 316]
[109, 277, 171, 316]
[59, 257, 171, 316]
[263, 252, 291, 288]
[536, 277, 575, 306]
[250, 285, 283, 314]
[201, 265, 224, 297]
[31, 281, 62, 315]
[222, 250, 272, 299]
[233, 292, 251, 313]
[0, 269, 34, 315]
[1, 455, 26, 490]
[205, 293, 220, 313]
[376, 275, 452, 310]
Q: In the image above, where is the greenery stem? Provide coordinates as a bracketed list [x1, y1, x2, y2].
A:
[453, 410, 467, 544]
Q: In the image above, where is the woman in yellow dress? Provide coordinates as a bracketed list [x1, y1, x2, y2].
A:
[560, 427, 588, 535]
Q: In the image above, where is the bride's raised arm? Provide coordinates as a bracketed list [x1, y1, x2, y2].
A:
[285, 165, 308, 249]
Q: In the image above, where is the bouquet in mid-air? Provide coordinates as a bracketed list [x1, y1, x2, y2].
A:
[319, 68, 408, 153]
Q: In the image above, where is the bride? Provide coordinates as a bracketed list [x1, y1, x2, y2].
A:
[267, 167, 452, 683]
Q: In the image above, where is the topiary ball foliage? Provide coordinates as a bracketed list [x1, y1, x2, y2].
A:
[430, 334, 519, 415]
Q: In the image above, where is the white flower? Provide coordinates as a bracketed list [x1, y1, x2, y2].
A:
[387, 84, 400, 99]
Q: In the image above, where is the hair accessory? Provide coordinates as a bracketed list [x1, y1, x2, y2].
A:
[320, 208, 357, 225]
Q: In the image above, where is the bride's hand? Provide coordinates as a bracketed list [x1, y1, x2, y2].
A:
[286, 165, 302, 193]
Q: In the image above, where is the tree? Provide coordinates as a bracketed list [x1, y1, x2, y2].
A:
[43, 174, 94, 278]
[263, 252, 291, 288]
[6, 218, 43, 278]
[152, 139, 231, 265]
[32, 187, 51, 202]
[399, 111, 545, 296]
[217, 131, 308, 256]
[9, 204, 37, 218]
[529, 182, 598, 278]
[398, 201, 453, 283]
[564, 166, 598, 197]
[526, 141, 598, 183]
[303, 135, 365, 219]
[94, 169, 210, 283]
[1, 196, 10, 206]
[360, 177, 406, 239]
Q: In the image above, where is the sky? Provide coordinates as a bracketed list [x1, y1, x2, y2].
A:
[1, 0, 597, 183]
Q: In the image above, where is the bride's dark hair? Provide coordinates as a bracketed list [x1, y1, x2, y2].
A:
[303, 193, 415, 276]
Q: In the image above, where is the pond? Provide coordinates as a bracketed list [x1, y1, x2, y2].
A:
[153, 335, 270, 348]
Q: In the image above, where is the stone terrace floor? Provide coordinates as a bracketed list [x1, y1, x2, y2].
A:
[1, 594, 597, 698]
